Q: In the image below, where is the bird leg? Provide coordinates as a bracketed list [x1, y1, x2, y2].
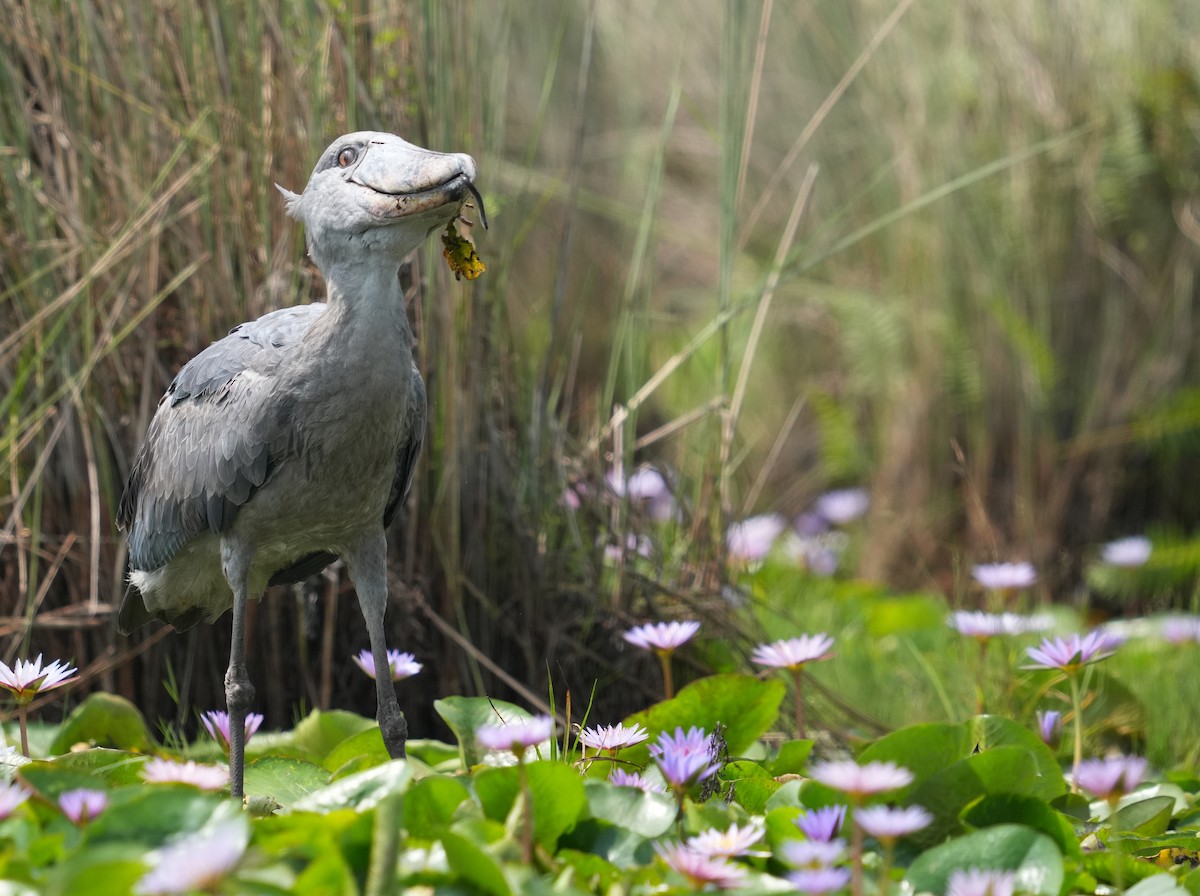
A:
[345, 533, 407, 759]
[222, 538, 257, 801]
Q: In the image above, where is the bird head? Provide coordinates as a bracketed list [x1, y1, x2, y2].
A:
[276, 131, 485, 273]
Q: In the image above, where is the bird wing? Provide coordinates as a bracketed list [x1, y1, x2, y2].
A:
[385, 362, 427, 526]
[266, 365, 424, 589]
[118, 304, 325, 572]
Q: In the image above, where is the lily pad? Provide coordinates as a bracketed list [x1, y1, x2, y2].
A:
[49, 694, 153, 754]
[291, 760, 412, 813]
[906, 824, 1064, 896]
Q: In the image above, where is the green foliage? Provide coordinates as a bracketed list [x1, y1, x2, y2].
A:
[623, 674, 786, 759]
[49, 695, 153, 755]
[3, 666, 1199, 892]
[905, 825, 1064, 896]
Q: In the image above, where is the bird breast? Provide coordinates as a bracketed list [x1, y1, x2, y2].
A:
[234, 320, 412, 554]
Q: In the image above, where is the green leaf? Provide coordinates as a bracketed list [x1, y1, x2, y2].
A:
[584, 780, 676, 838]
[554, 849, 623, 891]
[46, 748, 144, 781]
[728, 776, 781, 814]
[1084, 850, 1166, 888]
[623, 674, 785, 762]
[322, 727, 391, 776]
[18, 760, 111, 799]
[42, 843, 148, 896]
[558, 819, 653, 869]
[967, 715, 1067, 800]
[770, 740, 813, 777]
[401, 775, 472, 832]
[242, 756, 329, 806]
[765, 778, 803, 810]
[909, 746, 1044, 845]
[291, 760, 412, 813]
[858, 722, 971, 784]
[1125, 874, 1190, 896]
[290, 710, 376, 762]
[865, 594, 947, 637]
[434, 696, 534, 768]
[404, 739, 461, 770]
[473, 760, 587, 849]
[439, 830, 512, 896]
[84, 788, 227, 848]
[962, 793, 1081, 858]
[289, 850, 355, 896]
[48, 694, 153, 754]
[1111, 796, 1176, 837]
[905, 824, 1064, 896]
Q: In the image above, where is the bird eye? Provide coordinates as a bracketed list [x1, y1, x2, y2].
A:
[337, 147, 358, 168]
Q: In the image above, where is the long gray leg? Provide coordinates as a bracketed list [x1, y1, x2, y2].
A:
[222, 537, 257, 800]
[344, 532, 406, 759]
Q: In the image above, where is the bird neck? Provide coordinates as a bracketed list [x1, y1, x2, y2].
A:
[319, 258, 415, 350]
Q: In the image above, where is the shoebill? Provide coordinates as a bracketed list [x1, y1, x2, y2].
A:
[117, 131, 486, 799]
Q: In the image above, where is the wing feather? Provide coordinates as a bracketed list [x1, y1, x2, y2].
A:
[118, 304, 325, 573]
[384, 362, 427, 527]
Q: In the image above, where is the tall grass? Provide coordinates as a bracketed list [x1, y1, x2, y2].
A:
[1, 0, 1198, 740]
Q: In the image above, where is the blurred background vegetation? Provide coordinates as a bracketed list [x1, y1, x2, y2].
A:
[1, 1, 1199, 752]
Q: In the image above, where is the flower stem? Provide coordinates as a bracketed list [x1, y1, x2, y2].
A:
[1068, 673, 1083, 792]
[976, 639, 989, 715]
[17, 706, 28, 756]
[877, 841, 896, 896]
[658, 649, 674, 700]
[850, 813, 865, 896]
[518, 756, 534, 863]
[792, 668, 806, 739]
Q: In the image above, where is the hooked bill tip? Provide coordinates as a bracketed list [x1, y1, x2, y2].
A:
[465, 180, 489, 230]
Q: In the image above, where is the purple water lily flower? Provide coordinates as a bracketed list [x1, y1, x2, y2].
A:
[201, 710, 263, 751]
[972, 562, 1036, 591]
[781, 837, 847, 867]
[655, 842, 746, 890]
[476, 714, 555, 757]
[140, 758, 229, 791]
[808, 760, 913, 796]
[135, 816, 248, 894]
[815, 488, 869, 526]
[945, 867, 1015, 896]
[789, 866, 852, 894]
[726, 514, 787, 562]
[0, 781, 31, 819]
[1036, 710, 1063, 749]
[1162, 616, 1200, 645]
[608, 769, 666, 793]
[352, 648, 422, 681]
[649, 726, 721, 790]
[1101, 536, 1151, 568]
[686, 819, 766, 858]
[58, 788, 108, 824]
[1074, 755, 1148, 800]
[751, 634, 834, 670]
[1024, 630, 1119, 673]
[0, 655, 77, 705]
[795, 804, 846, 841]
[853, 805, 932, 839]
[578, 722, 648, 754]
[623, 620, 699, 652]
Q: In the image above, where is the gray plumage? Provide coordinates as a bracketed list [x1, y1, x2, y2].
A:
[117, 131, 483, 799]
